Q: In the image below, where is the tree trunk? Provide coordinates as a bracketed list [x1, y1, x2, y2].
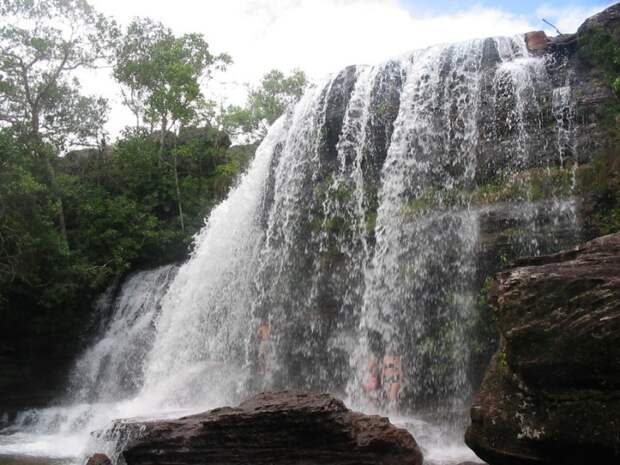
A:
[32, 113, 69, 248]
[44, 155, 68, 245]
[159, 115, 168, 164]
[172, 129, 185, 233]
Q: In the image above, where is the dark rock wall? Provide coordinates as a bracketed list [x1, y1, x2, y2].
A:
[466, 233, 620, 465]
[0, 294, 107, 424]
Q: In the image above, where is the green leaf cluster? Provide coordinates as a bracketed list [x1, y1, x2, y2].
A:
[114, 17, 231, 131]
[221, 69, 307, 141]
[578, 26, 620, 98]
[0, 0, 119, 150]
[0, 126, 249, 323]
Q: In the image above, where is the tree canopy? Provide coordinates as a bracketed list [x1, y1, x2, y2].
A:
[113, 18, 233, 231]
[221, 68, 308, 142]
[0, 0, 118, 149]
[114, 17, 231, 135]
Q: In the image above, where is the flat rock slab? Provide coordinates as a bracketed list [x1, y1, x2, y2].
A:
[118, 391, 423, 465]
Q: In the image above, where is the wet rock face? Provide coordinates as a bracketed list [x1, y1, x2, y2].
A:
[465, 233, 620, 465]
[497, 234, 620, 389]
[118, 391, 423, 465]
[320, 65, 359, 171]
[0, 314, 89, 423]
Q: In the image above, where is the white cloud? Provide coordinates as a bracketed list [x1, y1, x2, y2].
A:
[76, 0, 602, 139]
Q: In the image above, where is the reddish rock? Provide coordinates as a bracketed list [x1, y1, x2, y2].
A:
[118, 391, 423, 465]
[85, 454, 112, 465]
[524, 31, 549, 54]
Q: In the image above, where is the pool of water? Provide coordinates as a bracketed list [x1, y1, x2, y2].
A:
[0, 432, 83, 462]
[0, 453, 71, 465]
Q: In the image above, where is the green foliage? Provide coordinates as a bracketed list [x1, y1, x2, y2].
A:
[470, 278, 497, 352]
[0, 0, 121, 258]
[308, 175, 361, 268]
[497, 347, 509, 372]
[0, 2, 258, 333]
[614, 77, 620, 96]
[249, 69, 307, 125]
[0, 130, 86, 314]
[219, 105, 255, 139]
[0, 125, 246, 321]
[400, 166, 576, 219]
[573, 24, 620, 235]
[113, 19, 233, 234]
[577, 24, 620, 148]
[221, 69, 308, 141]
[114, 17, 230, 131]
[560, 22, 620, 236]
[576, 149, 620, 235]
[0, 131, 62, 295]
[578, 25, 620, 98]
[0, 0, 118, 149]
[313, 175, 354, 206]
[473, 166, 575, 204]
[89, 127, 239, 262]
[59, 174, 159, 283]
[365, 212, 377, 235]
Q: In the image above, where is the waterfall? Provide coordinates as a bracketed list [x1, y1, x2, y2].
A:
[138, 109, 297, 408]
[0, 34, 584, 465]
[70, 265, 179, 403]
[354, 40, 485, 413]
[0, 265, 177, 459]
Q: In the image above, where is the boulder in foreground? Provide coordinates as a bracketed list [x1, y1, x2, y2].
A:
[118, 391, 423, 465]
[466, 233, 620, 465]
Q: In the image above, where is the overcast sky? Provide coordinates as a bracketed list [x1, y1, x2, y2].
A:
[81, 0, 615, 139]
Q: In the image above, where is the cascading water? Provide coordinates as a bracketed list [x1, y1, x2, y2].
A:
[1, 34, 586, 465]
[0, 265, 177, 459]
[71, 265, 179, 403]
[354, 40, 485, 412]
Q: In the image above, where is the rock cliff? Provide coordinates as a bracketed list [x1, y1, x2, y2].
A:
[466, 233, 620, 465]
